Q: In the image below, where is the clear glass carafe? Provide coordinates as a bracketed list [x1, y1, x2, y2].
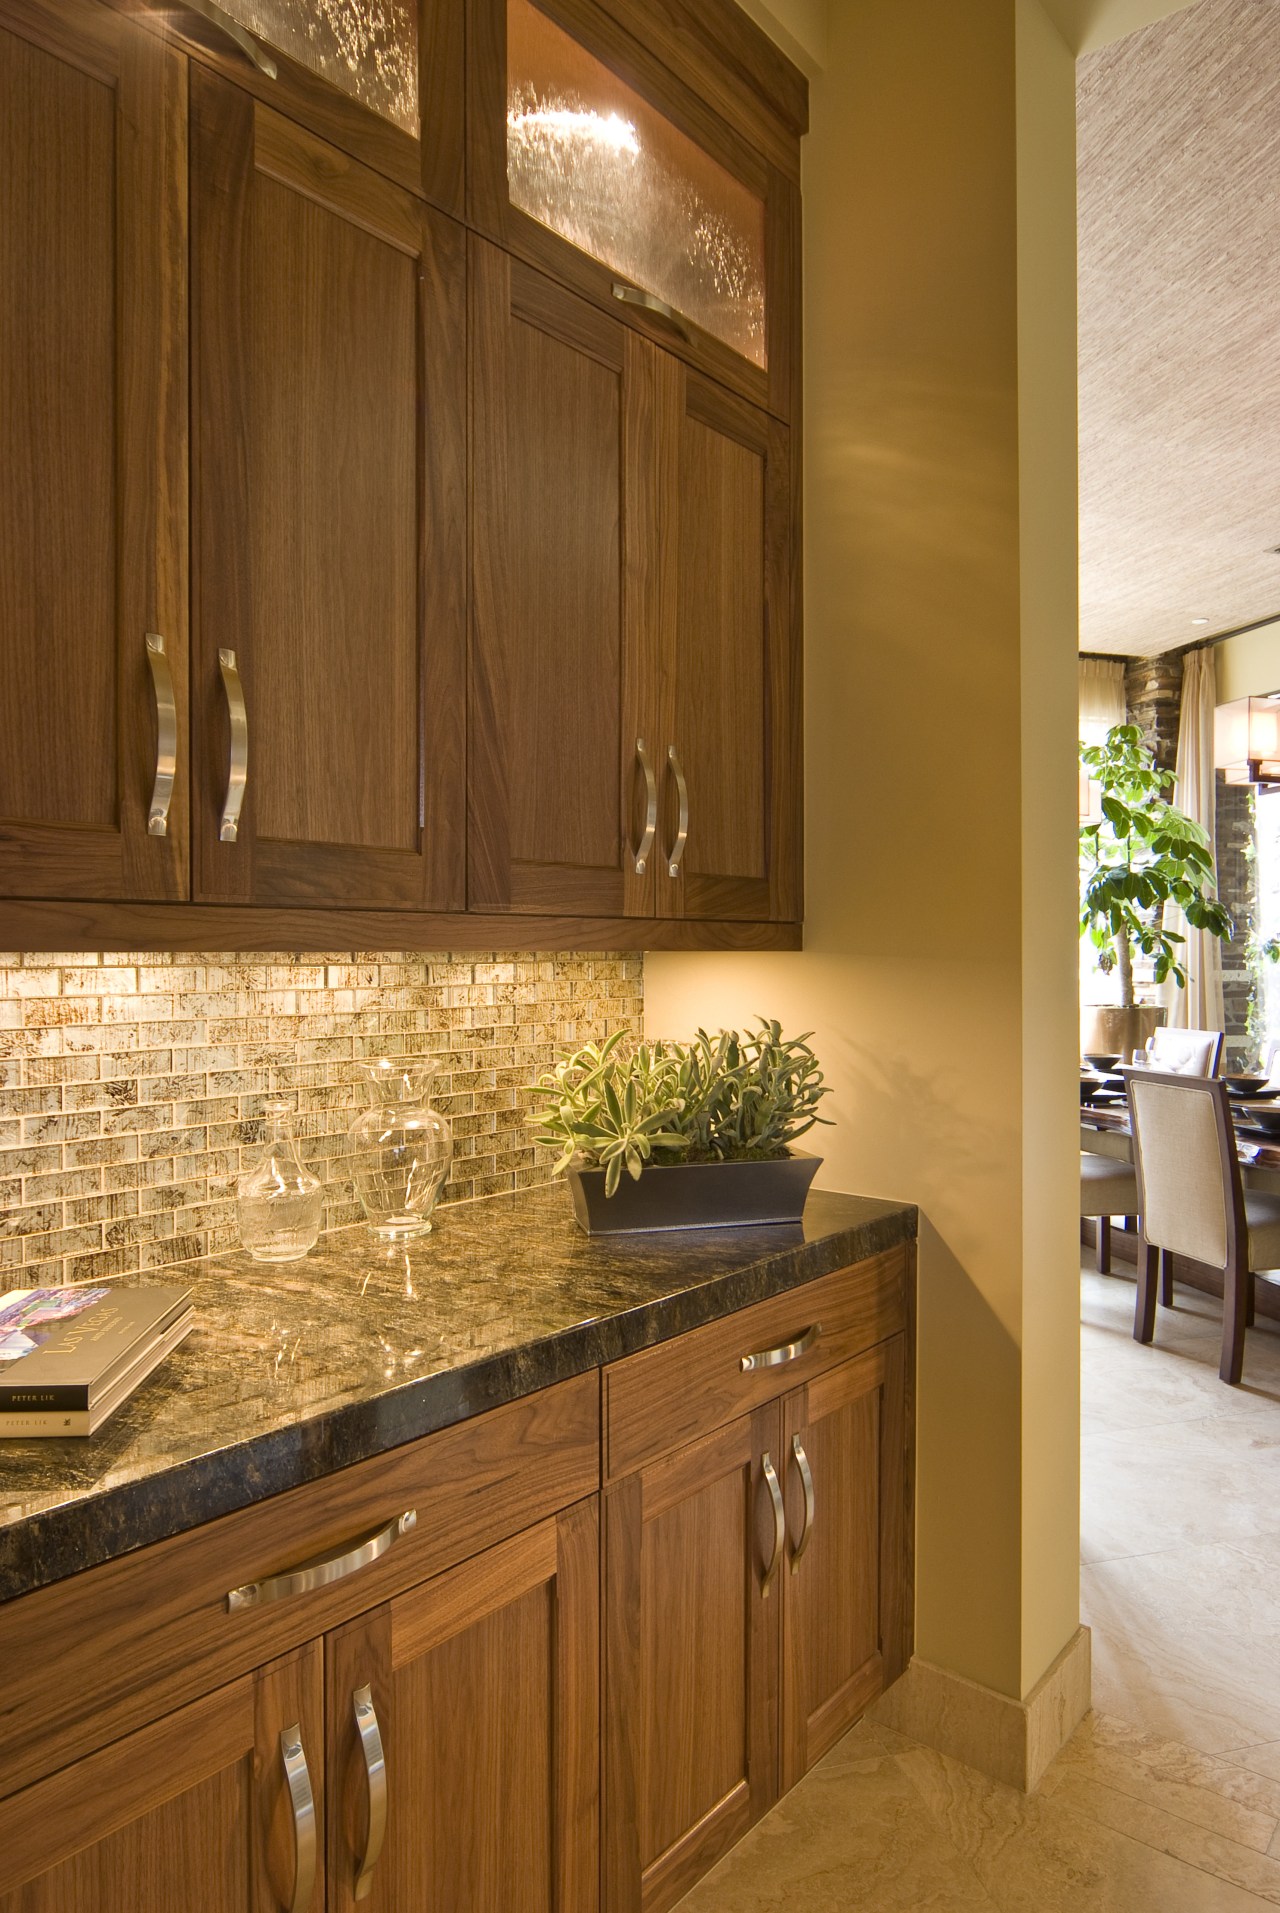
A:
[236, 1104, 324, 1262]
[349, 1060, 453, 1238]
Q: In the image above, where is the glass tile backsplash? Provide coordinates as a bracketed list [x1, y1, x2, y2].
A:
[506, 0, 767, 367]
[0, 952, 642, 1287]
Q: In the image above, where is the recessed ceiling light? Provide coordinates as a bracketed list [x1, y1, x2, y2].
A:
[1191, 618, 1210, 626]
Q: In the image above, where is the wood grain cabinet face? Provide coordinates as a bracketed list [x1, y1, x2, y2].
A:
[781, 1338, 909, 1790]
[191, 70, 467, 912]
[0, 1642, 325, 1913]
[0, 0, 188, 902]
[604, 1407, 781, 1913]
[325, 1502, 599, 1913]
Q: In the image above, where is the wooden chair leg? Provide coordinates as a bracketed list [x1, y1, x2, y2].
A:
[1246, 1275, 1256, 1329]
[1159, 1250, 1174, 1308]
[1221, 1257, 1249, 1385]
[1096, 1215, 1111, 1275]
[1135, 1242, 1159, 1344]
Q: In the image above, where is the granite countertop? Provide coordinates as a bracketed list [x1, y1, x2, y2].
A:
[0, 1182, 916, 1604]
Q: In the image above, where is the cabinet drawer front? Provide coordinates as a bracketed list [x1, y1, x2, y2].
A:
[603, 1250, 906, 1479]
[0, 1373, 598, 1801]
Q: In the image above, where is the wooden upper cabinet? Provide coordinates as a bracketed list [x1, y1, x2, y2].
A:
[0, 0, 188, 902]
[468, 0, 800, 421]
[469, 238, 657, 917]
[658, 366, 798, 924]
[0, 1643, 324, 1913]
[325, 1502, 599, 1912]
[191, 70, 467, 910]
[119, 0, 463, 215]
[780, 1340, 910, 1792]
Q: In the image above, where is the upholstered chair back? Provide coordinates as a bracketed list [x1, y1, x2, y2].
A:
[1125, 1070, 1240, 1271]
[1145, 1027, 1223, 1077]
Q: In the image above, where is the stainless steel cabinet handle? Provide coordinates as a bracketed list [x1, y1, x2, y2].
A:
[633, 739, 658, 875]
[611, 281, 690, 341]
[218, 647, 248, 844]
[158, 0, 278, 78]
[280, 1724, 317, 1913]
[666, 746, 689, 878]
[144, 632, 177, 838]
[227, 1509, 416, 1612]
[352, 1685, 388, 1901]
[740, 1322, 821, 1374]
[761, 1452, 785, 1597]
[790, 1434, 815, 1571]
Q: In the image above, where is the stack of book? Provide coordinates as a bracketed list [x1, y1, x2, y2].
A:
[0, 1284, 194, 1437]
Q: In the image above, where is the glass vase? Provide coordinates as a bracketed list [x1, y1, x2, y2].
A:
[349, 1060, 453, 1238]
[236, 1104, 324, 1262]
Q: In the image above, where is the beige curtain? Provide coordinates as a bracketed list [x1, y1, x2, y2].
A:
[1162, 648, 1224, 1032]
[1078, 658, 1126, 744]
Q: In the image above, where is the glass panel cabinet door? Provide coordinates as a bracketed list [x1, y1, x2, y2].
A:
[506, 0, 766, 367]
[217, 0, 419, 133]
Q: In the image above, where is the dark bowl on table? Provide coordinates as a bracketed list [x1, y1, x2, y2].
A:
[1241, 1102, 1280, 1136]
[1224, 1074, 1270, 1097]
[1083, 1052, 1122, 1072]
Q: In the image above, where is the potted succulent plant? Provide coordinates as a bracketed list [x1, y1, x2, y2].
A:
[1080, 724, 1234, 1059]
[530, 1020, 833, 1234]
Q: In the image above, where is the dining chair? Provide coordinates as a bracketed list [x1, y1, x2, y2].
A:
[1144, 1027, 1223, 1076]
[1124, 1067, 1280, 1383]
[1081, 1148, 1140, 1275]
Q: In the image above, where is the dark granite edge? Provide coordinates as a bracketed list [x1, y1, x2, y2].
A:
[1, 1201, 916, 1604]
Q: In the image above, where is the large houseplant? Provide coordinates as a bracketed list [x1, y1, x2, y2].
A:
[530, 1020, 833, 1233]
[1079, 724, 1233, 1055]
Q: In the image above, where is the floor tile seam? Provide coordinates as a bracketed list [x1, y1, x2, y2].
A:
[1034, 1783, 1280, 1905]
[1080, 1540, 1220, 1568]
[1047, 1764, 1280, 1862]
[1041, 1758, 1280, 1853]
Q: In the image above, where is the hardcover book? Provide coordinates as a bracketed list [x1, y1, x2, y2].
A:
[0, 1285, 194, 1436]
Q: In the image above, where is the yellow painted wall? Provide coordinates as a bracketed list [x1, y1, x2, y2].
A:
[1216, 623, 1280, 704]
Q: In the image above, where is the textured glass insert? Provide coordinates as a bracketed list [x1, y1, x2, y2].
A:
[220, 0, 418, 135]
[507, 0, 766, 368]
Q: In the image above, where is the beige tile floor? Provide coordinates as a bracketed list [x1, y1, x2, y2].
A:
[678, 1265, 1280, 1910]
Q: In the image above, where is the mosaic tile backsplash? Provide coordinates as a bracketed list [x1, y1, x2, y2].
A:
[0, 952, 643, 1287]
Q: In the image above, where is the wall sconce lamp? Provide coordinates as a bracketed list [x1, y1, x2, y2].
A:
[1214, 695, 1280, 788]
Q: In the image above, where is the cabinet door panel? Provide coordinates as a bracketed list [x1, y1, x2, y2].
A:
[0, 0, 187, 899]
[660, 372, 797, 922]
[470, 240, 655, 916]
[605, 1408, 779, 1913]
[191, 72, 466, 910]
[781, 1338, 908, 1789]
[0, 1645, 324, 1913]
[327, 1503, 598, 1913]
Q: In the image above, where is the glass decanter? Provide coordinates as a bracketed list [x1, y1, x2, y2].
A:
[236, 1104, 324, 1262]
[349, 1060, 453, 1238]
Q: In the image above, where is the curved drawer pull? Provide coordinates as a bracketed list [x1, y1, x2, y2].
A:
[634, 738, 658, 875]
[352, 1685, 388, 1901]
[280, 1724, 317, 1913]
[760, 1452, 785, 1596]
[218, 647, 248, 843]
[740, 1321, 821, 1374]
[611, 281, 690, 341]
[790, 1434, 815, 1570]
[159, 0, 278, 79]
[227, 1508, 416, 1613]
[144, 632, 177, 838]
[666, 745, 689, 878]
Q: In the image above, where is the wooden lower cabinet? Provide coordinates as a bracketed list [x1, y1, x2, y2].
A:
[0, 1642, 325, 1913]
[603, 1328, 912, 1912]
[326, 1500, 599, 1912]
[603, 1405, 782, 1913]
[781, 1338, 909, 1790]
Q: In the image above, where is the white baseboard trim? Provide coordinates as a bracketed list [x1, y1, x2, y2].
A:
[869, 1625, 1092, 1792]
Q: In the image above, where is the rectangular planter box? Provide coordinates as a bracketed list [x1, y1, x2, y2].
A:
[567, 1152, 821, 1236]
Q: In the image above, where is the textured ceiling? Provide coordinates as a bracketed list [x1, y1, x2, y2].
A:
[1077, 0, 1280, 656]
